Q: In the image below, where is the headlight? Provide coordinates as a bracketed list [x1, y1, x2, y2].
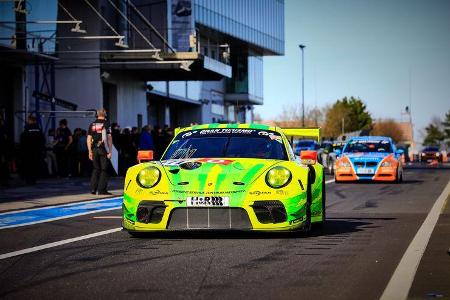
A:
[436, 153, 440, 157]
[137, 166, 161, 188]
[381, 161, 391, 167]
[265, 166, 292, 189]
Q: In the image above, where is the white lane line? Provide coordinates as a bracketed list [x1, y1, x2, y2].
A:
[0, 196, 123, 215]
[0, 227, 122, 260]
[0, 207, 122, 230]
[381, 179, 450, 300]
[325, 179, 335, 184]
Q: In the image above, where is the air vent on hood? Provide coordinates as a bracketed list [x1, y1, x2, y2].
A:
[179, 161, 202, 170]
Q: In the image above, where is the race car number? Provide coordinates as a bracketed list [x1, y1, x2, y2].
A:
[187, 196, 229, 207]
[357, 168, 374, 174]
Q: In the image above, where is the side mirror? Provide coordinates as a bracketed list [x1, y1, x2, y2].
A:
[137, 150, 154, 163]
[300, 150, 317, 165]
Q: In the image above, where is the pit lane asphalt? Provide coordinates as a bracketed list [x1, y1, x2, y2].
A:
[0, 168, 449, 300]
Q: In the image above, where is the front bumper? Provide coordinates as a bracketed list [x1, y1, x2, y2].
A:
[335, 166, 397, 181]
[122, 195, 318, 232]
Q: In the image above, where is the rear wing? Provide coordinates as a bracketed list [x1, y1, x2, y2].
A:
[281, 128, 321, 143]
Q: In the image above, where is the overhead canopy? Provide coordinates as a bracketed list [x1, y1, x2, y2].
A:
[0, 45, 57, 66]
[100, 51, 231, 81]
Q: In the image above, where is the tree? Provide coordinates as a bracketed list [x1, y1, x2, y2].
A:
[274, 104, 325, 128]
[423, 122, 444, 146]
[371, 119, 404, 143]
[441, 109, 450, 146]
[322, 96, 372, 138]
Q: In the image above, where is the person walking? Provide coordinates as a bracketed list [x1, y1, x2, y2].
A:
[87, 108, 112, 195]
[20, 115, 45, 184]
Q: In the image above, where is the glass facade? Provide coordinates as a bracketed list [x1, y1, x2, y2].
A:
[0, 0, 57, 53]
[193, 0, 284, 55]
[226, 49, 264, 105]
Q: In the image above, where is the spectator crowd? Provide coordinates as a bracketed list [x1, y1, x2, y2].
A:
[0, 116, 175, 186]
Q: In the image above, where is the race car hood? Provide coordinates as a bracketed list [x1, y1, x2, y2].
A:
[343, 152, 391, 163]
[159, 158, 281, 191]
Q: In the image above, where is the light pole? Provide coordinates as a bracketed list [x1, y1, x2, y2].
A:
[299, 44, 306, 127]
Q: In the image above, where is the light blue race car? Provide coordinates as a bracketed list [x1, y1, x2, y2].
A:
[334, 136, 404, 182]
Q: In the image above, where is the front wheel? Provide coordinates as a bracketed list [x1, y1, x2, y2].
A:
[302, 174, 313, 232]
[328, 160, 335, 175]
[315, 172, 326, 229]
[397, 168, 403, 183]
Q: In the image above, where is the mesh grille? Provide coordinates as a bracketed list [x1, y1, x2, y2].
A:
[251, 200, 287, 224]
[167, 208, 252, 230]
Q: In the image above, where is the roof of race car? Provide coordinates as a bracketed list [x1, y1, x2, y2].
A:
[174, 124, 321, 141]
[179, 123, 277, 132]
[174, 124, 280, 137]
[348, 136, 392, 142]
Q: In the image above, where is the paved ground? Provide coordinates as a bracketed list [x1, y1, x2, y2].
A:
[0, 166, 449, 299]
[0, 177, 124, 212]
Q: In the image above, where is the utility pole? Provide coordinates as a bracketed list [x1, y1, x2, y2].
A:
[299, 44, 306, 127]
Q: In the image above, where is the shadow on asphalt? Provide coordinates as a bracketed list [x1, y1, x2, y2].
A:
[127, 218, 395, 240]
[334, 179, 423, 184]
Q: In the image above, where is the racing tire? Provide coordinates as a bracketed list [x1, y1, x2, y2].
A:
[328, 160, 334, 175]
[315, 172, 326, 229]
[301, 170, 313, 233]
[127, 231, 146, 238]
[397, 169, 403, 183]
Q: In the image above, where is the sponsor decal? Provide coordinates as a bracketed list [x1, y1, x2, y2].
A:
[276, 190, 289, 196]
[197, 158, 234, 165]
[199, 128, 255, 135]
[173, 190, 245, 195]
[289, 216, 304, 225]
[249, 191, 271, 196]
[171, 147, 197, 159]
[187, 196, 229, 207]
[149, 190, 169, 196]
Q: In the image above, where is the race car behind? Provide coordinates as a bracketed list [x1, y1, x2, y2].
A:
[334, 136, 403, 182]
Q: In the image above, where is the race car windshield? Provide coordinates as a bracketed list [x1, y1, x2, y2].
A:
[162, 134, 288, 160]
[423, 147, 439, 152]
[343, 140, 393, 153]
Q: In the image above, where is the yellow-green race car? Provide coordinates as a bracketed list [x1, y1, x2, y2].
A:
[122, 123, 325, 235]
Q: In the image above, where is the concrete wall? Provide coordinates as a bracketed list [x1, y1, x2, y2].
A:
[105, 72, 148, 128]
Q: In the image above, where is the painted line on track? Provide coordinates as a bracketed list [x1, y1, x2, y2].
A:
[0, 178, 336, 259]
[0, 197, 123, 230]
[0, 179, 335, 230]
[0, 228, 122, 260]
[380, 179, 450, 300]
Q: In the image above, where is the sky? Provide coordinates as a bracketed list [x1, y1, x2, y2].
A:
[257, 0, 450, 142]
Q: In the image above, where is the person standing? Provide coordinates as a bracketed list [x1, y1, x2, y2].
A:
[87, 108, 112, 195]
[20, 115, 45, 184]
[54, 119, 73, 177]
[0, 116, 10, 186]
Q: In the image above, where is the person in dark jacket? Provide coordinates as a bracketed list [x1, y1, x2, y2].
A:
[20, 115, 45, 184]
[54, 119, 73, 177]
[138, 125, 155, 151]
[0, 116, 10, 186]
